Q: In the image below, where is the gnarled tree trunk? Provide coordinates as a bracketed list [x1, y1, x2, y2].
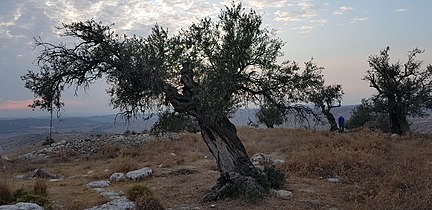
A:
[166, 63, 284, 201]
[321, 106, 339, 131]
[198, 116, 282, 201]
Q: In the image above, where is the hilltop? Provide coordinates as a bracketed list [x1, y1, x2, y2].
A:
[1, 128, 431, 209]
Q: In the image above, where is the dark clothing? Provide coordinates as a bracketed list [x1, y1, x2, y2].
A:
[338, 116, 345, 131]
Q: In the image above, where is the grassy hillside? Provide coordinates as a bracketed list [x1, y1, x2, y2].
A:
[1, 128, 431, 209]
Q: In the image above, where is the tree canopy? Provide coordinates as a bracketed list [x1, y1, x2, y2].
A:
[22, 4, 326, 201]
[364, 47, 432, 134]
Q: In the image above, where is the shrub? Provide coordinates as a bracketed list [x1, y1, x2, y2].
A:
[135, 196, 164, 210]
[13, 188, 51, 207]
[0, 181, 13, 205]
[127, 185, 153, 201]
[150, 111, 200, 136]
[263, 166, 285, 189]
[33, 180, 48, 196]
[42, 137, 54, 146]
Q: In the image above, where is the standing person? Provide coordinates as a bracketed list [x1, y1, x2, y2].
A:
[338, 116, 345, 132]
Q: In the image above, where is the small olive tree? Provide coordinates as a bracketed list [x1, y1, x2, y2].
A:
[22, 4, 323, 201]
[309, 84, 344, 131]
[364, 47, 432, 134]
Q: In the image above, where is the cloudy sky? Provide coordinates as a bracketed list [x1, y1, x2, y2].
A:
[1, 0, 431, 118]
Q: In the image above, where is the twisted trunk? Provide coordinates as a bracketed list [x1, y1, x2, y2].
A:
[321, 106, 339, 131]
[198, 116, 276, 201]
[166, 63, 284, 201]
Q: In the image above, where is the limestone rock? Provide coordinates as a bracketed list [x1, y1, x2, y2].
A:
[85, 197, 135, 210]
[87, 180, 110, 188]
[126, 167, 153, 181]
[109, 173, 125, 182]
[271, 189, 293, 200]
[0, 202, 44, 210]
[327, 178, 340, 183]
[250, 153, 273, 170]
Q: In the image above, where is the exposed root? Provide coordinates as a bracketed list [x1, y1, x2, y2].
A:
[202, 171, 270, 202]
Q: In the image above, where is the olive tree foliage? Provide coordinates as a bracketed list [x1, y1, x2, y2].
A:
[345, 98, 391, 132]
[364, 47, 432, 134]
[255, 103, 286, 128]
[22, 4, 323, 201]
[309, 84, 344, 131]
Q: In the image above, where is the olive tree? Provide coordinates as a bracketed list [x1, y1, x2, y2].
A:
[364, 47, 432, 134]
[309, 84, 344, 131]
[22, 4, 323, 201]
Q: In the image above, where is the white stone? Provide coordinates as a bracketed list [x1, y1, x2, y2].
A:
[110, 173, 125, 182]
[85, 197, 135, 210]
[273, 159, 285, 164]
[250, 153, 272, 166]
[271, 189, 293, 200]
[327, 178, 340, 183]
[0, 202, 44, 210]
[126, 167, 153, 181]
[87, 180, 111, 188]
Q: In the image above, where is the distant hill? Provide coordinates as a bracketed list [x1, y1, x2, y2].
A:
[1, 105, 431, 152]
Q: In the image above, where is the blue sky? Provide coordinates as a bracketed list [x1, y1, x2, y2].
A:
[1, 0, 431, 118]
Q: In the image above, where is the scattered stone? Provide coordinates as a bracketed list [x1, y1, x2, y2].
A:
[110, 173, 126, 182]
[391, 133, 399, 139]
[273, 159, 285, 164]
[271, 189, 293, 200]
[85, 197, 135, 210]
[87, 180, 110, 188]
[210, 204, 216, 208]
[0, 202, 43, 210]
[15, 169, 62, 180]
[126, 167, 153, 181]
[327, 178, 340, 183]
[251, 153, 273, 170]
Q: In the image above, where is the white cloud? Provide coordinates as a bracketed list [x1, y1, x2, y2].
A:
[350, 17, 368, 24]
[221, 0, 290, 9]
[30, 0, 221, 36]
[394, 8, 409, 12]
[273, 0, 327, 33]
[293, 25, 314, 34]
[332, 6, 353, 15]
[274, 0, 319, 22]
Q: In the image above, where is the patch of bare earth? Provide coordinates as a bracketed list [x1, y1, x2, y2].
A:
[2, 128, 432, 209]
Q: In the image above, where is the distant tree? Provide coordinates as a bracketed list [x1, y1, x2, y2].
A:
[22, 4, 323, 201]
[22, 68, 61, 145]
[364, 47, 432, 134]
[309, 84, 344, 131]
[345, 99, 374, 129]
[150, 111, 200, 135]
[256, 102, 286, 128]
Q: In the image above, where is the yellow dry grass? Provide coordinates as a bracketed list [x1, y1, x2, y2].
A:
[1, 128, 431, 209]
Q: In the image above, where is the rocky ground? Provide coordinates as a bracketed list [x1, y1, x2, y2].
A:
[1, 128, 432, 210]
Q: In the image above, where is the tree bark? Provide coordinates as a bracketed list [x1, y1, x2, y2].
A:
[198, 116, 278, 201]
[167, 63, 284, 201]
[321, 106, 339, 131]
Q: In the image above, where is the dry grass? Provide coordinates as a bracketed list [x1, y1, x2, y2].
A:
[2, 128, 432, 209]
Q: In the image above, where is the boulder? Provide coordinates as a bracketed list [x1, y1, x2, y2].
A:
[87, 180, 110, 188]
[85, 197, 135, 210]
[109, 173, 125, 182]
[0, 202, 43, 210]
[250, 153, 273, 170]
[126, 167, 153, 181]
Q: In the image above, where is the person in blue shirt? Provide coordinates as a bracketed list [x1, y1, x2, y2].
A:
[338, 116, 345, 132]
